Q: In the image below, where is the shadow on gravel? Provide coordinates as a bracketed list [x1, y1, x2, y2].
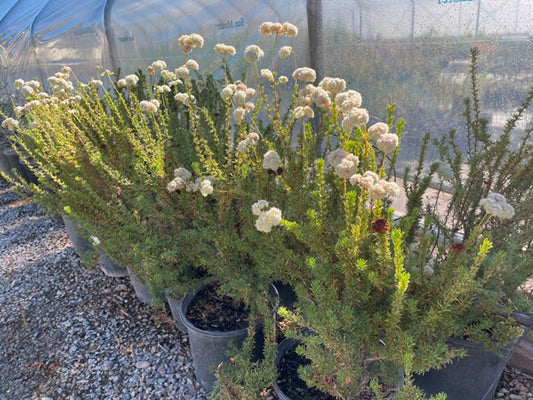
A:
[0, 214, 64, 252]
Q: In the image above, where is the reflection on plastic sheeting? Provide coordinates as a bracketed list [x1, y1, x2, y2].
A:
[0, 0, 531, 166]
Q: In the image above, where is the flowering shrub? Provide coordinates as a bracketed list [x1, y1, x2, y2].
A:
[2, 23, 529, 400]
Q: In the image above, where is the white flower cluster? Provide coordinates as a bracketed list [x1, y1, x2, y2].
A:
[376, 133, 399, 154]
[262, 149, 282, 171]
[367, 122, 389, 140]
[293, 83, 332, 114]
[14, 78, 41, 98]
[220, 82, 257, 122]
[279, 46, 292, 59]
[319, 77, 346, 95]
[350, 171, 400, 200]
[341, 108, 369, 131]
[327, 148, 359, 179]
[252, 200, 282, 233]
[152, 59, 167, 71]
[155, 84, 171, 94]
[333, 90, 369, 131]
[90, 79, 104, 87]
[140, 99, 160, 113]
[174, 92, 196, 106]
[260, 69, 274, 82]
[293, 105, 314, 119]
[236, 132, 259, 154]
[1, 117, 19, 131]
[259, 22, 298, 37]
[177, 33, 204, 54]
[160, 69, 178, 81]
[47, 72, 74, 99]
[479, 193, 515, 219]
[335, 90, 363, 112]
[243, 45, 264, 64]
[185, 59, 199, 70]
[117, 74, 139, 88]
[292, 67, 316, 83]
[214, 43, 237, 56]
[167, 167, 213, 197]
[175, 65, 189, 79]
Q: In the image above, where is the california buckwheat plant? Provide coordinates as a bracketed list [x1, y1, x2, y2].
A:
[2, 22, 529, 400]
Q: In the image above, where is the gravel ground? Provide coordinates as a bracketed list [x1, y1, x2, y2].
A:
[0, 179, 207, 400]
[0, 177, 531, 400]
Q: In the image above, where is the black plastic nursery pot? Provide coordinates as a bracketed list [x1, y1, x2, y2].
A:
[126, 268, 154, 305]
[2, 148, 24, 181]
[178, 286, 257, 393]
[97, 249, 129, 278]
[273, 338, 403, 400]
[0, 141, 12, 180]
[273, 338, 338, 400]
[165, 293, 188, 333]
[413, 336, 519, 400]
[62, 215, 94, 257]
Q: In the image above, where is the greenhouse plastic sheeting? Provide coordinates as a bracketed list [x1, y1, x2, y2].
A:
[1, 0, 532, 164]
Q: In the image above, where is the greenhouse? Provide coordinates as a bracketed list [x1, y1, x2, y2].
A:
[1, 1, 532, 399]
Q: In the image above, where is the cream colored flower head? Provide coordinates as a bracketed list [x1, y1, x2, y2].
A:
[262, 150, 282, 171]
[199, 178, 213, 197]
[279, 46, 292, 59]
[479, 193, 515, 219]
[244, 45, 265, 64]
[90, 79, 104, 87]
[311, 87, 331, 109]
[233, 107, 246, 122]
[167, 178, 184, 192]
[367, 122, 389, 140]
[174, 92, 195, 106]
[140, 99, 159, 113]
[376, 133, 399, 154]
[189, 33, 204, 47]
[161, 69, 177, 80]
[326, 148, 348, 169]
[214, 43, 236, 56]
[146, 66, 155, 75]
[335, 90, 362, 111]
[125, 74, 139, 87]
[283, 22, 298, 37]
[278, 75, 288, 84]
[292, 67, 316, 83]
[254, 206, 282, 233]
[294, 106, 314, 119]
[334, 154, 359, 179]
[1, 117, 19, 131]
[178, 33, 203, 54]
[155, 84, 171, 94]
[260, 69, 274, 82]
[14, 79, 25, 89]
[185, 59, 199, 70]
[342, 108, 369, 131]
[252, 200, 269, 216]
[260, 22, 274, 35]
[175, 66, 189, 79]
[151, 60, 167, 71]
[319, 77, 346, 95]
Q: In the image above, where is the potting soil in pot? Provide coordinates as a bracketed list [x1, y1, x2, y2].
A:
[276, 346, 336, 400]
[186, 282, 249, 331]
